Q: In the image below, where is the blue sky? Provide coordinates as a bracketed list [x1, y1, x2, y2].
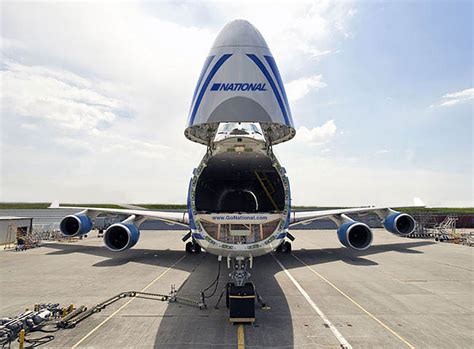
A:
[293, 1, 472, 171]
[1, 1, 472, 206]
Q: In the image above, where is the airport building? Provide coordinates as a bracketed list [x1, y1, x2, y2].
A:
[0, 216, 33, 247]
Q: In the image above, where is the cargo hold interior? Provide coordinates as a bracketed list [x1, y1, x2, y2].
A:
[195, 152, 285, 213]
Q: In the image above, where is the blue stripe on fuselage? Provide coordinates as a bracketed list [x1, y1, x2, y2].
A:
[246, 54, 290, 125]
[190, 55, 215, 109]
[189, 54, 232, 125]
[264, 55, 291, 120]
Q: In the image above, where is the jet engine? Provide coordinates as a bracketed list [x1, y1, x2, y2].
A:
[59, 213, 92, 237]
[337, 221, 373, 250]
[383, 212, 416, 235]
[104, 222, 140, 252]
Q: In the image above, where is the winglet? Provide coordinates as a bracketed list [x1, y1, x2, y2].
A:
[49, 201, 60, 209]
[413, 197, 425, 207]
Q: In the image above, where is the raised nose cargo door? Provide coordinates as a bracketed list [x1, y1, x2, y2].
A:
[185, 20, 295, 146]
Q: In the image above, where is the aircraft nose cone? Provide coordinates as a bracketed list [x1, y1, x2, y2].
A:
[212, 19, 269, 49]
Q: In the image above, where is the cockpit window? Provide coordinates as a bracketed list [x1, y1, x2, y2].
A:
[215, 122, 264, 142]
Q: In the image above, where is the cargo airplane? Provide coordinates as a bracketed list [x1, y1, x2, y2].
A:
[53, 20, 417, 319]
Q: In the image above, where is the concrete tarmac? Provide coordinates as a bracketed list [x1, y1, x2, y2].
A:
[0, 229, 472, 348]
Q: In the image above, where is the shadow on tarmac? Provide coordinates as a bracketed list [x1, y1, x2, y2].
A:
[45, 240, 434, 269]
[44, 239, 434, 347]
[150, 252, 297, 348]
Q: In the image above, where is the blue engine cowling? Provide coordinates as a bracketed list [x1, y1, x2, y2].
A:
[383, 212, 416, 235]
[60, 214, 93, 237]
[104, 223, 140, 252]
[337, 221, 373, 250]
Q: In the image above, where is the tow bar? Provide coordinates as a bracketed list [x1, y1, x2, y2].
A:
[1, 286, 204, 347]
[58, 286, 204, 329]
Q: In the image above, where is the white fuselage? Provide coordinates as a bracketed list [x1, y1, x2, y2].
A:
[188, 123, 290, 258]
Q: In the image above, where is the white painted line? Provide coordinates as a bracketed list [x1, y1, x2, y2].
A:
[272, 254, 352, 349]
[291, 253, 416, 349]
[71, 255, 187, 349]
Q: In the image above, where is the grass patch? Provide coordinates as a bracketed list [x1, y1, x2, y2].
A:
[293, 206, 348, 210]
[395, 207, 474, 214]
[137, 204, 187, 210]
[0, 203, 51, 209]
[0, 203, 123, 209]
[62, 203, 124, 209]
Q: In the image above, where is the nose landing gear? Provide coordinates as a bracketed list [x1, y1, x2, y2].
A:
[185, 240, 201, 254]
[213, 256, 268, 323]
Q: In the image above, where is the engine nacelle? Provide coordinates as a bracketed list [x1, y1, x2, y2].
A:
[383, 212, 416, 235]
[60, 214, 92, 237]
[104, 223, 140, 252]
[337, 221, 373, 250]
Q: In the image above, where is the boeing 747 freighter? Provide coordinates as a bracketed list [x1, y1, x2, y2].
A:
[54, 20, 417, 321]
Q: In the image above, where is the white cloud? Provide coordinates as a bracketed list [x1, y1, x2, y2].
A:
[276, 150, 473, 207]
[88, 129, 173, 160]
[2, 2, 469, 208]
[20, 123, 38, 130]
[1, 37, 26, 51]
[0, 1, 359, 203]
[436, 88, 474, 107]
[308, 48, 333, 58]
[216, 1, 356, 63]
[295, 120, 336, 145]
[286, 75, 327, 102]
[1, 61, 122, 131]
[54, 137, 94, 152]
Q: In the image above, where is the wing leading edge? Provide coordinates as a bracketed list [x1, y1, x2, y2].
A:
[289, 205, 420, 249]
[290, 204, 421, 236]
[50, 204, 189, 228]
[290, 206, 398, 226]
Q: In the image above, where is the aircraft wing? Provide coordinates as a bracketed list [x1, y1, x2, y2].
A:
[290, 205, 420, 227]
[49, 202, 189, 228]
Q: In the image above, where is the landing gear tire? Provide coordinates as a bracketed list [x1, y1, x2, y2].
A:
[277, 241, 292, 253]
[185, 241, 201, 254]
[194, 243, 202, 254]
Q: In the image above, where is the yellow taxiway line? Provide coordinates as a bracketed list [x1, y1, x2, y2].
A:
[71, 254, 187, 349]
[237, 324, 245, 349]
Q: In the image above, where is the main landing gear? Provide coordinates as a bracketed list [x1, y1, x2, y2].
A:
[276, 241, 292, 253]
[276, 232, 295, 253]
[185, 240, 201, 254]
[183, 231, 201, 254]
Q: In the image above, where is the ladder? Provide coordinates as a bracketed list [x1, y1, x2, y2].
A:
[433, 215, 460, 242]
[254, 171, 278, 210]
